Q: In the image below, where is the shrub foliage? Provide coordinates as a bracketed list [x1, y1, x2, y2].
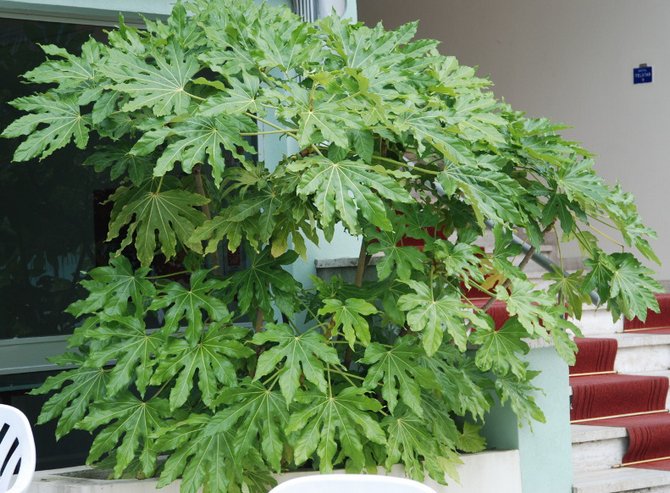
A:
[2, 1, 661, 491]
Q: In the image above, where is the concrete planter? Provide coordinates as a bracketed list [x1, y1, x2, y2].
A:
[28, 450, 521, 493]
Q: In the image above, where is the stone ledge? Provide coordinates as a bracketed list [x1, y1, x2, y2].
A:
[28, 450, 522, 493]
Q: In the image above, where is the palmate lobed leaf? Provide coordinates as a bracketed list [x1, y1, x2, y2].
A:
[30, 354, 109, 439]
[132, 115, 257, 187]
[149, 269, 230, 341]
[102, 41, 199, 117]
[67, 256, 154, 318]
[288, 156, 412, 233]
[420, 347, 490, 420]
[226, 247, 302, 318]
[495, 371, 546, 425]
[438, 161, 525, 226]
[208, 380, 289, 472]
[81, 315, 163, 397]
[151, 324, 253, 410]
[287, 387, 386, 472]
[107, 179, 209, 267]
[397, 280, 486, 355]
[22, 40, 100, 91]
[360, 339, 431, 416]
[77, 393, 170, 478]
[383, 405, 463, 484]
[252, 323, 340, 403]
[156, 413, 274, 493]
[495, 278, 563, 338]
[2, 94, 90, 162]
[319, 298, 377, 348]
[470, 317, 529, 379]
[607, 253, 662, 321]
[84, 144, 152, 186]
[366, 228, 427, 281]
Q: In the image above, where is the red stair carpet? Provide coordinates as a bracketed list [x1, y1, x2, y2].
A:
[625, 293, 670, 334]
[570, 294, 670, 470]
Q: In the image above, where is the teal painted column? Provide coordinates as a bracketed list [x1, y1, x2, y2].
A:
[483, 346, 572, 493]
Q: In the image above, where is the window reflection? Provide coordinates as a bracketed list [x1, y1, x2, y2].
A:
[0, 18, 106, 339]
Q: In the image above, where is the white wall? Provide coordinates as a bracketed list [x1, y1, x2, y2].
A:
[359, 0, 670, 281]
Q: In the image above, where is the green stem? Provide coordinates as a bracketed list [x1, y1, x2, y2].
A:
[554, 224, 565, 272]
[240, 129, 294, 136]
[147, 270, 190, 280]
[311, 144, 325, 157]
[373, 154, 439, 176]
[588, 223, 625, 248]
[329, 366, 364, 388]
[154, 176, 165, 194]
[262, 369, 283, 390]
[184, 90, 206, 102]
[245, 111, 298, 136]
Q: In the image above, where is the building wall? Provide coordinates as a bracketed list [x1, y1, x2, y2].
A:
[359, 0, 670, 284]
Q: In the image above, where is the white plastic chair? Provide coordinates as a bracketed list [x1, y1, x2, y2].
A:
[0, 405, 36, 493]
[269, 474, 437, 493]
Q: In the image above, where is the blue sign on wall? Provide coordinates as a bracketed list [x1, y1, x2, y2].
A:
[634, 65, 653, 84]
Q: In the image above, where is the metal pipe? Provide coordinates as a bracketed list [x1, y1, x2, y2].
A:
[484, 219, 600, 305]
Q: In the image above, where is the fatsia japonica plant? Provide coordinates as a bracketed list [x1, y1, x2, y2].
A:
[1, 0, 662, 491]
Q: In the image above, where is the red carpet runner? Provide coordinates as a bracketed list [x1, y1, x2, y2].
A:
[625, 293, 670, 334]
[571, 296, 670, 471]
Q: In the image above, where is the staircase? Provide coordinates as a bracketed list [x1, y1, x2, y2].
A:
[571, 294, 670, 493]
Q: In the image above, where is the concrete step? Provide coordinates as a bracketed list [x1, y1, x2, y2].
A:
[572, 424, 628, 474]
[572, 332, 670, 374]
[613, 334, 670, 374]
[570, 305, 624, 337]
[573, 467, 670, 492]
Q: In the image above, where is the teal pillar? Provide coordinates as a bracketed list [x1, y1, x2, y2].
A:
[483, 346, 573, 493]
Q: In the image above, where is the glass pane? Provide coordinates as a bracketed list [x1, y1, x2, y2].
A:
[0, 18, 106, 339]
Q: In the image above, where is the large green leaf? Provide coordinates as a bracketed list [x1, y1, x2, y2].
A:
[81, 315, 162, 396]
[366, 228, 427, 281]
[210, 380, 289, 471]
[287, 387, 386, 471]
[67, 256, 154, 318]
[149, 270, 230, 341]
[438, 162, 524, 226]
[288, 156, 412, 233]
[226, 247, 302, 318]
[556, 158, 609, 206]
[360, 339, 431, 416]
[107, 180, 209, 266]
[103, 42, 199, 117]
[608, 253, 662, 321]
[156, 414, 273, 493]
[420, 347, 490, 420]
[470, 318, 529, 379]
[544, 269, 591, 319]
[84, 144, 152, 186]
[133, 115, 256, 187]
[319, 298, 377, 348]
[495, 279, 561, 337]
[78, 394, 170, 478]
[279, 83, 354, 149]
[495, 371, 546, 425]
[30, 354, 109, 439]
[252, 323, 340, 403]
[23, 40, 101, 93]
[383, 406, 462, 483]
[2, 94, 90, 161]
[397, 280, 484, 355]
[151, 324, 253, 410]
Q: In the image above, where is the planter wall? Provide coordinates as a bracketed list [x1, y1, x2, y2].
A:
[27, 450, 521, 493]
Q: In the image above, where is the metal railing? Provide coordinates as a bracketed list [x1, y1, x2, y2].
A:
[484, 219, 600, 305]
